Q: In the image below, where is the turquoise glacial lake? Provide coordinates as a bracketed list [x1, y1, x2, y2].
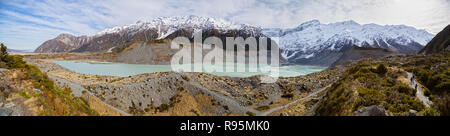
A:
[53, 61, 326, 78]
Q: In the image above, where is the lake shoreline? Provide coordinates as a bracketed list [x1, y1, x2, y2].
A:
[52, 60, 327, 78]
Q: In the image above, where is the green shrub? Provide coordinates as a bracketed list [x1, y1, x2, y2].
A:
[3, 55, 26, 69]
[423, 87, 431, 97]
[255, 106, 270, 111]
[246, 111, 256, 116]
[159, 104, 169, 112]
[375, 64, 388, 75]
[223, 105, 229, 111]
[18, 91, 31, 99]
[246, 101, 253, 106]
[392, 84, 415, 96]
[356, 88, 385, 109]
[421, 108, 440, 116]
[0, 43, 8, 61]
[281, 93, 294, 98]
[381, 77, 395, 87]
[177, 87, 186, 91]
[181, 75, 190, 81]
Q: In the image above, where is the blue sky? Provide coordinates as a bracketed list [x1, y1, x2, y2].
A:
[1, 0, 449, 50]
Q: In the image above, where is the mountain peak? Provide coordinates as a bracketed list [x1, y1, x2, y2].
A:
[57, 33, 75, 38]
[298, 19, 320, 28]
[337, 20, 359, 25]
[95, 15, 253, 36]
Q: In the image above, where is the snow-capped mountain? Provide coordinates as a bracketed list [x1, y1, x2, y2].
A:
[35, 15, 263, 53]
[36, 16, 434, 67]
[96, 15, 262, 39]
[262, 20, 435, 66]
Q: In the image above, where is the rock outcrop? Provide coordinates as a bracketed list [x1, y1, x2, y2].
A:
[353, 105, 390, 116]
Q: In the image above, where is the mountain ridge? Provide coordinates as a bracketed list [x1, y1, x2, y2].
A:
[35, 17, 435, 67]
[35, 16, 263, 53]
[262, 20, 434, 66]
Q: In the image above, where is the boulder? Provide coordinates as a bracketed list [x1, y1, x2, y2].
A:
[354, 105, 389, 116]
[0, 108, 13, 116]
[409, 109, 418, 116]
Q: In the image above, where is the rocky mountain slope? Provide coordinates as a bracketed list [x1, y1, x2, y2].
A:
[34, 33, 91, 53]
[262, 20, 434, 66]
[419, 24, 450, 54]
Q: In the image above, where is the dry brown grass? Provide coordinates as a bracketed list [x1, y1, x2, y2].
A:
[84, 94, 124, 116]
[147, 91, 220, 116]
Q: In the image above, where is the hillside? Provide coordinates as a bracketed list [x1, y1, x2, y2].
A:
[1, 44, 99, 116]
[315, 51, 449, 116]
[419, 24, 450, 54]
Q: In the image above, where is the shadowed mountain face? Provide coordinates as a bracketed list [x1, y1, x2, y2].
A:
[419, 24, 450, 54]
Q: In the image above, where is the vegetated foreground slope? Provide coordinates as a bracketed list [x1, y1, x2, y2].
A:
[315, 52, 449, 116]
[0, 44, 98, 116]
[26, 56, 343, 116]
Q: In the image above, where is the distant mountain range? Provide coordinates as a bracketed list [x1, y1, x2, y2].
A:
[262, 20, 434, 66]
[7, 49, 33, 53]
[35, 16, 436, 66]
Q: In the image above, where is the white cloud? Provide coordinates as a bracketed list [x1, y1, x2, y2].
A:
[0, 0, 448, 50]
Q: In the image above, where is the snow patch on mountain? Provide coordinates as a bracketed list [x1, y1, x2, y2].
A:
[262, 20, 435, 59]
[96, 15, 260, 38]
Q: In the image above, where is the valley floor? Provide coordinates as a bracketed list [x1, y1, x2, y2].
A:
[2, 52, 447, 116]
[19, 55, 343, 116]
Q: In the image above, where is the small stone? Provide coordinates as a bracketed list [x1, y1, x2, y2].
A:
[409, 109, 417, 116]
[0, 108, 13, 116]
[4, 102, 15, 108]
[33, 88, 42, 93]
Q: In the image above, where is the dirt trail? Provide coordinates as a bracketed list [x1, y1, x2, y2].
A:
[406, 72, 432, 108]
[258, 84, 331, 116]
